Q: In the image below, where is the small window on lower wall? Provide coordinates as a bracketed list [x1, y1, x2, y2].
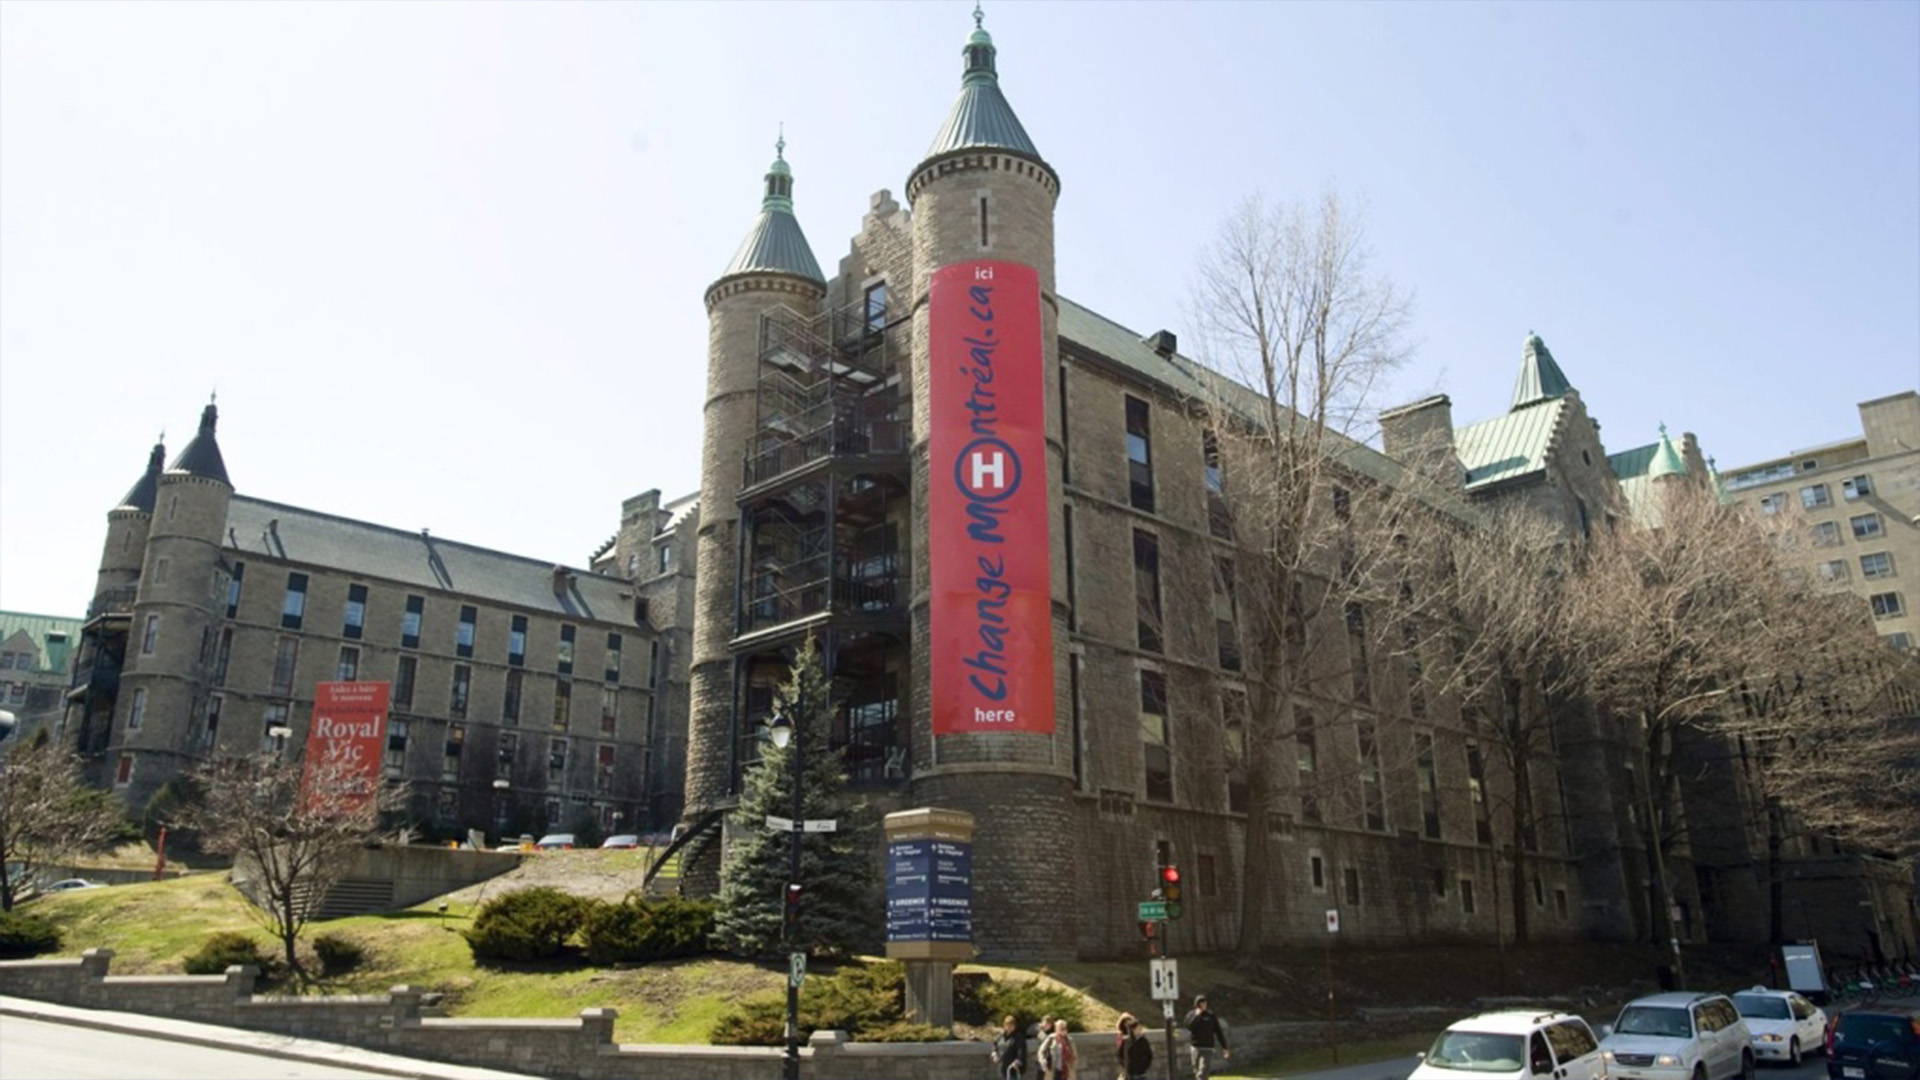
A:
[114, 753, 134, 787]
[1460, 878, 1476, 914]
[1309, 851, 1326, 891]
[1343, 866, 1361, 906]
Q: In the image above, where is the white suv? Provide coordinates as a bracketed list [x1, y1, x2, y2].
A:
[1411, 1010, 1608, 1080]
[1600, 992, 1754, 1080]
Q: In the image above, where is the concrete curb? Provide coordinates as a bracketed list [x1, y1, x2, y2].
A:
[0, 996, 535, 1080]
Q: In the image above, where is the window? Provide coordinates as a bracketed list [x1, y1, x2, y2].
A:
[1309, 852, 1325, 890]
[385, 718, 409, 776]
[1203, 429, 1231, 539]
[115, 754, 134, 787]
[201, 694, 222, 750]
[1358, 723, 1386, 832]
[1125, 395, 1154, 511]
[1461, 878, 1477, 914]
[336, 646, 359, 681]
[1862, 552, 1896, 580]
[1533, 874, 1546, 908]
[548, 737, 569, 785]
[1843, 475, 1873, 501]
[506, 614, 527, 666]
[261, 702, 290, 753]
[497, 732, 518, 780]
[605, 633, 623, 685]
[443, 724, 465, 781]
[1343, 866, 1361, 905]
[281, 572, 309, 629]
[1466, 738, 1492, 844]
[1888, 632, 1915, 651]
[647, 641, 660, 689]
[1345, 602, 1371, 704]
[1214, 556, 1240, 671]
[141, 614, 159, 655]
[0, 654, 10, 670]
[128, 687, 147, 731]
[401, 595, 424, 649]
[600, 687, 618, 735]
[226, 562, 244, 617]
[1852, 513, 1885, 540]
[1402, 621, 1428, 719]
[1818, 559, 1849, 582]
[456, 605, 477, 657]
[503, 669, 523, 725]
[558, 625, 576, 675]
[1332, 486, 1352, 522]
[450, 665, 471, 719]
[1415, 731, 1441, 839]
[435, 789, 458, 821]
[343, 584, 367, 639]
[978, 195, 990, 247]
[863, 281, 888, 332]
[1800, 484, 1831, 510]
[1433, 869, 1448, 897]
[1222, 690, 1248, 814]
[596, 744, 616, 794]
[1297, 731, 1320, 822]
[553, 679, 573, 730]
[1812, 521, 1842, 546]
[271, 637, 299, 694]
[658, 544, 674, 574]
[393, 655, 417, 708]
[1870, 592, 1905, 619]
[1555, 888, 1569, 919]
[214, 628, 233, 685]
[1140, 670, 1172, 802]
[1134, 530, 1162, 652]
[1758, 493, 1785, 515]
[153, 557, 169, 584]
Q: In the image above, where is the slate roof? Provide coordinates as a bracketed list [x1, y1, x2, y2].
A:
[169, 403, 231, 486]
[0, 611, 82, 673]
[117, 441, 166, 513]
[223, 496, 638, 624]
[1454, 398, 1568, 491]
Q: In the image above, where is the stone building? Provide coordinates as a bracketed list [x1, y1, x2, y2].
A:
[64, 404, 665, 840]
[677, 14, 1610, 961]
[0, 610, 81, 745]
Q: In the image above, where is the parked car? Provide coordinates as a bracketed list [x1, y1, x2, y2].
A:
[1731, 987, 1826, 1066]
[43, 879, 106, 893]
[1601, 992, 1755, 1080]
[1825, 1008, 1920, 1080]
[1412, 1009, 1608, 1080]
[600, 834, 641, 849]
[534, 833, 576, 850]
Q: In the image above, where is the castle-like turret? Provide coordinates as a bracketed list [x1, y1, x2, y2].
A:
[903, 9, 1073, 959]
[94, 439, 166, 605]
[685, 141, 828, 822]
[114, 402, 234, 804]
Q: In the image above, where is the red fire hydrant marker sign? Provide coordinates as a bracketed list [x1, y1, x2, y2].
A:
[299, 681, 390, 815]
[928, 261, 1055, 736]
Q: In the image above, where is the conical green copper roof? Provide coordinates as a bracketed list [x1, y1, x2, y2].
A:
[719, 135, 824, 284]
[117, 439, 166, 512]
[921, 8, 1044, 163]
[1648, 423, 1687, 479]
[1510, 331, 1574, 411]
[168, 402, 231, 486]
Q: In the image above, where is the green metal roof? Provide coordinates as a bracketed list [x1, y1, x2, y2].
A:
[0, 611, 83, 673]
[718, 138, 824, 285]
[1455, 398, 1568, 490]
[1647, 423, 1687, 479]
[1608, 441, 1661, 522]
[168, 402, 231, 486]
[1510, 332, 1574, 410]
[921, 12, 1045, 165]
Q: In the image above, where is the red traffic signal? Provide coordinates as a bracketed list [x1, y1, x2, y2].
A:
[1160, 864, 1184, 920]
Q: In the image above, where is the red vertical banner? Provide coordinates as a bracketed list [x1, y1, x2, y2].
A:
[929, 261, 1055, 736]
[299, 681, 390, 816]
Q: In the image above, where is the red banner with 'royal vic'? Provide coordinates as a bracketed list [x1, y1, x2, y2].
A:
[298, 681, 390, 816]
[929, 260, 1055, 736]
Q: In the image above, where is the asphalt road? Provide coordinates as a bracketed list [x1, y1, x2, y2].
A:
[0, 1015, 403, 1080]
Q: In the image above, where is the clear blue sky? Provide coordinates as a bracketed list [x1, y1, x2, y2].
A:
[3, 1, 1916, 617]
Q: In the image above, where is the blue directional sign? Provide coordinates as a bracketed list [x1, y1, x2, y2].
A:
[886, 838, 973, 944]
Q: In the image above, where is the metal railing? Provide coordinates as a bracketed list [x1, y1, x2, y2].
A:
[744, 415, 907, 488]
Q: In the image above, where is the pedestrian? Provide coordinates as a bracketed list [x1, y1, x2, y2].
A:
[1184, 995, 1231, 1080]
[993, 1014, 1030, 1080]
[1043, 1017, 1078, 1080]
[1036, 1014, 1058, 1080]
[1116, 1013, 1154, 1080]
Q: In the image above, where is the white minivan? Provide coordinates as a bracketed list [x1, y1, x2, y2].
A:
[1412, 1010, 1609, 1080]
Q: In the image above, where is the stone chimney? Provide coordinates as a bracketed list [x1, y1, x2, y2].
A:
[1379, 395, 1465, 491]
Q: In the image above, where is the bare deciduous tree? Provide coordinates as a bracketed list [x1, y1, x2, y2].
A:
[0, 733, 126, 911]
[174, 752, 406, 978]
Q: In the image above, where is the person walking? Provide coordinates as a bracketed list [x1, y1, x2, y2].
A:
[993, 1014, 1030, 1080]
[1035, 1014, 1058, 1080]
[1184, 995, 1231, 1080]
[1116, 1013, 1155, 1080]
[1040, 1017, 1078, 1080]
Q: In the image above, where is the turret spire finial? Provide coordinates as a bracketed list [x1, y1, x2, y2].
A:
[776, 123, 785, 161]
[973, 2, 984, 29]
[1658, 421, 1668, 437]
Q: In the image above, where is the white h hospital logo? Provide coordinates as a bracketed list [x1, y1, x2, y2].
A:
[969, 450, 1006, 491]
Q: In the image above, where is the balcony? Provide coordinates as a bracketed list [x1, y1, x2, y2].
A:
[86, 586, 139, 622]
[739, 558, 903, 635]
[744, 414, 906, 491]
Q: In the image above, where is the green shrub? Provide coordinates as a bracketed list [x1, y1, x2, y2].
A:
[0, 911, 62, 959]
[183, 931, 273, 975]
[582, 896, 716, 965]
[859, 1021, 953, 1042]
[464, 887, 590, 962]
[976, 976, 1086, 1032]
[312, 932, 367, 976]
[708, 960, 909, 1045]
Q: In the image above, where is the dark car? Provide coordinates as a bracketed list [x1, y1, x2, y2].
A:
[1827, 1009, 1920, 1080]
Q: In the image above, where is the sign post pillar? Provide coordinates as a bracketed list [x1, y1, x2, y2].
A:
[885, 808, 975, 1027]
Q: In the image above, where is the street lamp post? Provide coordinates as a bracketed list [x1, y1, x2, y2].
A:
[267, 725, 292, 757]
[492, 778, 510, 845]
[768, 704, 803, 1080]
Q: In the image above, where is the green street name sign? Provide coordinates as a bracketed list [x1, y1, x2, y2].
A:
[1137, 900, 1169, 920]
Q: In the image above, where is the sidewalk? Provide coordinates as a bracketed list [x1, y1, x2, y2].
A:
[1266, 1054, 1419, 1080]
[0, 996, 536, 1080]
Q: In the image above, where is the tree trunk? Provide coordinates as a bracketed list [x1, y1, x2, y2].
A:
[1765, 799, 1785, 946]
[1236, 750, 1274, 960]
[1503, 677, 1532, 947]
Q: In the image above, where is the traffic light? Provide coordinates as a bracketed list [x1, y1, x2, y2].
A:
[1161, 864, 1184, 920]
[783, 882, 803, 939]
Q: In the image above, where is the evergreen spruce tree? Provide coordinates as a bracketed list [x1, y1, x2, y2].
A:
[713, 638, 878, 958]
